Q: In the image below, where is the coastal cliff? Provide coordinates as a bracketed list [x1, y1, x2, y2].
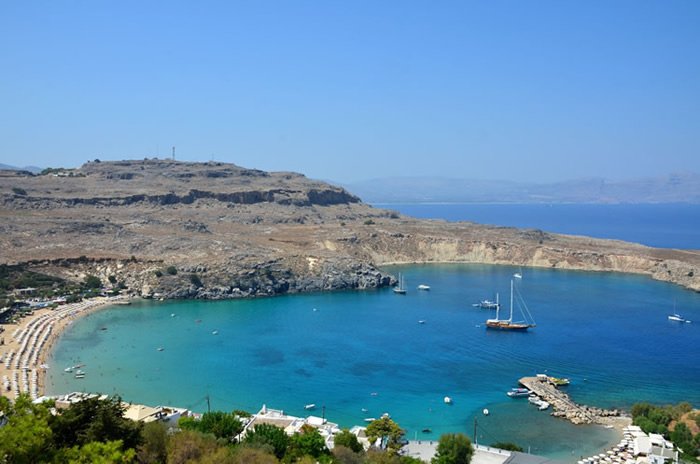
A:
[1, 160, 699, 298]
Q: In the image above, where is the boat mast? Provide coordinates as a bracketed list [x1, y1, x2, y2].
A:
[508, 280, 514, 323]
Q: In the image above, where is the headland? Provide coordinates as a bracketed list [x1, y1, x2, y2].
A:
[1, 160, 699, 302]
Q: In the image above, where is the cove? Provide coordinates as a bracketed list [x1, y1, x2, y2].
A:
[45, 264, 700, 461]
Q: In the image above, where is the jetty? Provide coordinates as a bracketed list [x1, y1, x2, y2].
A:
[518, 376, 622, 425]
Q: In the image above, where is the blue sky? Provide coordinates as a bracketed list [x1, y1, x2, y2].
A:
[2, 1, 699, 183]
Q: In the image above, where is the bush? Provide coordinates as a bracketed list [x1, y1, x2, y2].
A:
[108, 275, 117, 284]
[12, 187, 27, 195]
[364, 219, 375, 225]
[154, 270, 163, 278]
[83, 275, 102, 289]
[190, 274, 202, 287]
[165, 266, 177, 275]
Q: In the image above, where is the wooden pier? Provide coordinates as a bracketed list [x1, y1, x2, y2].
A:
[518, 376, 621, 425]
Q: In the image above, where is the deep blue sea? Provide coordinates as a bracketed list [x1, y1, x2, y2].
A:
[375, 203, 700, 250]
[45, 204, 700, 462]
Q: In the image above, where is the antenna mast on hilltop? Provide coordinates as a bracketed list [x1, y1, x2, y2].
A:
[172, 146, 175, 160]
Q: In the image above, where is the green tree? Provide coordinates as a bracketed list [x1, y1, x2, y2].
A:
[670, 422, 693, 449]
[244, 423, 290, 460]
[54, 440, 135, 463]
[333, 445, 364, 464]
[490, 442, 523, 452]
[190, 274, 203, 287]
[234, 447, 280, 464]
[179, 411, 243, 442]
[365, 417, 405, 454]
[432, 433, 474, 464]
[49, 395, 143, 451]
[108, 275, 117, 284]
[84, 274, 102, 289]
[334, 428, 363, 453]
[136, 421, 168, 464]
[631, 402, 652, 418]
[286, 424, 328, 461]
[12, 187, 27, 195]
[166, 429, 221, 464]
[166, 266, 178, 275]
[0, 394, 54, 464]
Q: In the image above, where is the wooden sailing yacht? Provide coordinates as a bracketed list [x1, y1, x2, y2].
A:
[485, 280, 535, 330]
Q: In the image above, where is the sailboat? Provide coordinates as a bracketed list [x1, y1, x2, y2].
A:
[485, 280, 535, 330]
[393, 273, 406, 294]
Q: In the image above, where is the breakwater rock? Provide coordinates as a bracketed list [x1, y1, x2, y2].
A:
[519, 376, 624, 426]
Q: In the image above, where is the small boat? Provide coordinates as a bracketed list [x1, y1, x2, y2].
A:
[538, 401, 550, 411]
[483, 408, 489, 416]
[64, 367, 72, 373]
[474, 294, 500, 309]
[381, 412, 391, 419]
[417, 284, 431, 291]
[157, 347, 164, 351]
[364, 418, 376, 422]
[195, 319, 201, 322]
[548, 376, 570, 386]
[212, 331, 218, 335]
[393, 273, 407, 294]
[304, 404, 316, 410]
[514, 268, 523, 279]
[361, 408, 368, 412]
[444, 396, 452, 404]
[422, 428, 432, 434]
[72, 363, 86, 369]
[418, 320, 426, 324]
[100, 327, 107, 331]
[668, 314, 691, 323]
[74, 373, 85, 379]
[171, 313, 175, 317]
[507, 388, 531, 397]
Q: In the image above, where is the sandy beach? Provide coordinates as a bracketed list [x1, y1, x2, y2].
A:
[0, 295, 131, 400]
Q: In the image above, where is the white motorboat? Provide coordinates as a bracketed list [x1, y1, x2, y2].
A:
[417, 284, 431, 291]
[668, 314, 690, 323]
[304, 404, 316, 410]
[444, 396, 452, 404]
[483, 408, 489, 415]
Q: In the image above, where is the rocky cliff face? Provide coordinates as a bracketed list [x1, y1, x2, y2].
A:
[1, 160, 699, 298]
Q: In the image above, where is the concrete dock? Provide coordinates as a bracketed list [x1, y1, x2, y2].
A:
[518, 377, 621, 425]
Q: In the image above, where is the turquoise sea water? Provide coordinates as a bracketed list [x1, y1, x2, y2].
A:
[46, 264, 700, 461]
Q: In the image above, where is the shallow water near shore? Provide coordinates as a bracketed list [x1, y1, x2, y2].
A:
[46, 264, 700, 461]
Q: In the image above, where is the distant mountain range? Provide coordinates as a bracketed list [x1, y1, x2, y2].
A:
[3, 162, 698, 203]
[0, 163, 42, 174]
[341, 172, 700, 204]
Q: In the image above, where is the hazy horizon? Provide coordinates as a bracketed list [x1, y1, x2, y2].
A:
[2, 1, 699, 184]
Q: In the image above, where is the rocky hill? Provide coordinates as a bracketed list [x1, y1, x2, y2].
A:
[1, 159, 699, 298]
